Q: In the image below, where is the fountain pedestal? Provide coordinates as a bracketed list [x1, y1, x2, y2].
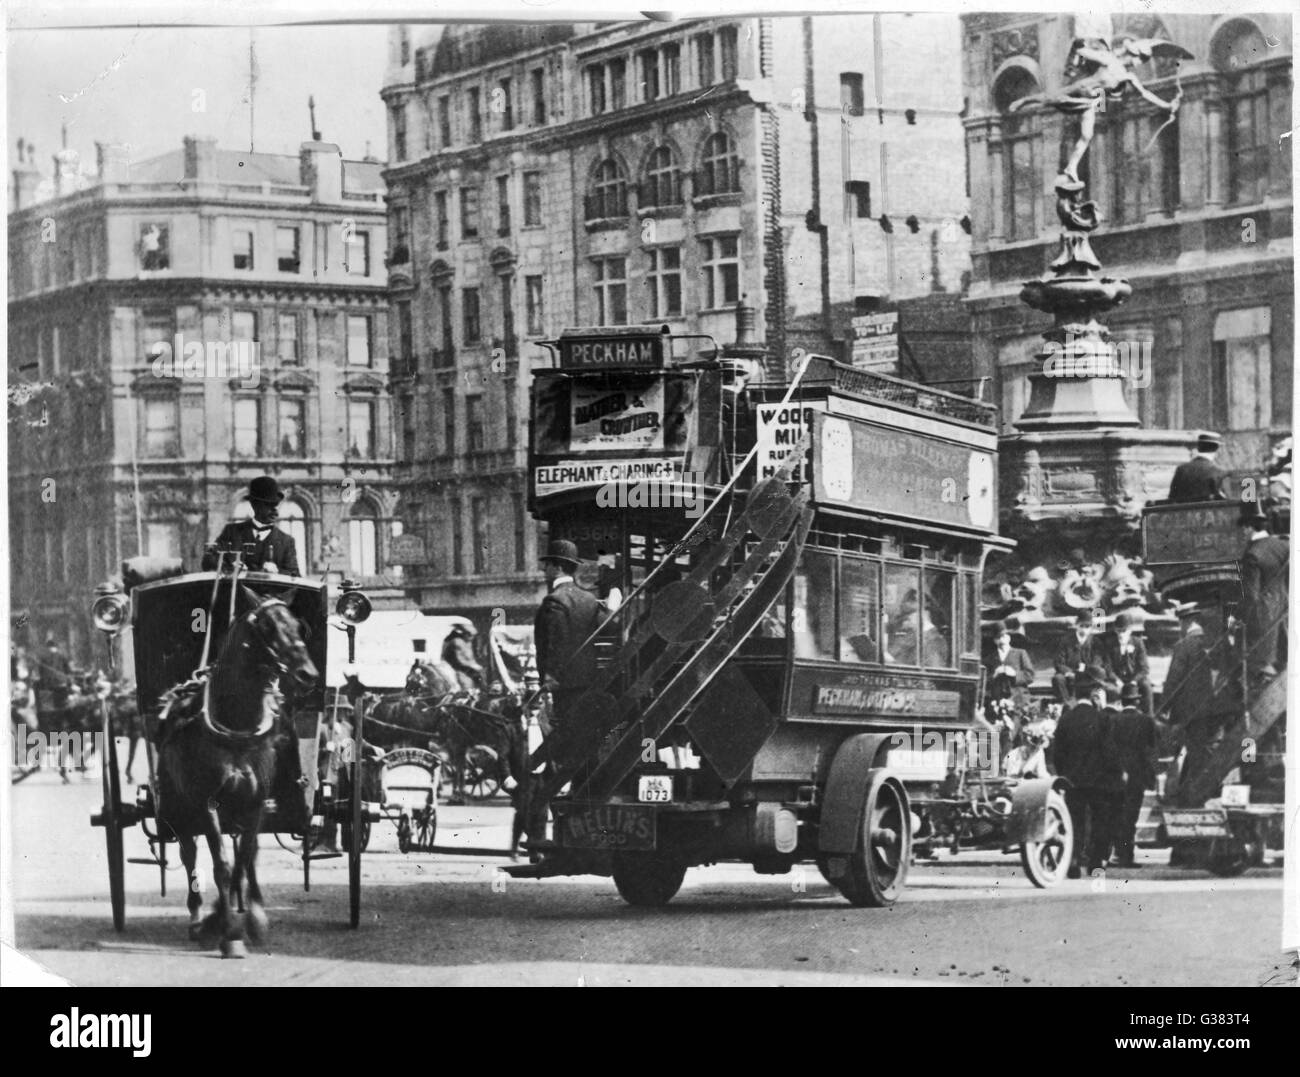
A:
[997, 182, 1202, 570]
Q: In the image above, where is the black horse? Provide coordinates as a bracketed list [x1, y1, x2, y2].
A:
[155, 586, 317, 958]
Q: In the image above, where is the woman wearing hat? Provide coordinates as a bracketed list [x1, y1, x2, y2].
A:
[202, 476, 300, 576]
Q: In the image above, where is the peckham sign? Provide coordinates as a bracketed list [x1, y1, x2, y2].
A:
[558, 332, 667, 370]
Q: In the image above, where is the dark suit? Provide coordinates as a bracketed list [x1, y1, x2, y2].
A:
[1104, 634, 1154, 716]
[1052, 635, 1108, 703]
[1110, 705, 1158, 865]
[202, 520, 300, 576]
[1168, 456, 1226, 503]
[534, 579, 602, 729]
[502, 707, 552, 852]
[1054, 701, 1123, 871]
[1240, 534, 1289, 673]
[983, 646, 1035, 709]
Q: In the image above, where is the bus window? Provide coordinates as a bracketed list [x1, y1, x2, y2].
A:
[883, 563, 921, 665]
[839, 558, 881, 663]
[923, 568, 955, 668]
[792, 551, 836, 660]
[759, 582, 788, 639]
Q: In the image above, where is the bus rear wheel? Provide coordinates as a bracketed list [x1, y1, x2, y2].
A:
[834, 772, 910, 908]
[612, 852, 686, 907]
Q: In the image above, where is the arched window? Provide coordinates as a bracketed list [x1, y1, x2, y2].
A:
[994, 67, 1041, 240]
[697, 132, 740, 196]
[1213, 20, 1273, 205]
[278, 498, 309, 567]
[349, 500, 378, 578]
[586, 158, 628, 220]
[641, 145, 682, 207]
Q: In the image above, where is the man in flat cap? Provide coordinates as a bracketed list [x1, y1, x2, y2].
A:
[202, 475, 300, 576]
[533, 539, 602, 734]
[1168, 433, 1227, 503]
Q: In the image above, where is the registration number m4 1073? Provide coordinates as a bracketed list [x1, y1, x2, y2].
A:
[637, 775, 673, 803]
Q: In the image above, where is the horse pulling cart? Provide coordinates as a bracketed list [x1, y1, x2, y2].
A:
[88, 558, 375, 951]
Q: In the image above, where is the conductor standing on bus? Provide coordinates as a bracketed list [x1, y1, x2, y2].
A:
[534, 540, 601, 733]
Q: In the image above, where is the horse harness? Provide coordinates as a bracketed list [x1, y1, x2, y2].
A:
[156, 596, 294, 748]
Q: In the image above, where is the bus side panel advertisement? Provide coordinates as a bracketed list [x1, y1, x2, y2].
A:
[812, 413, 997, 532]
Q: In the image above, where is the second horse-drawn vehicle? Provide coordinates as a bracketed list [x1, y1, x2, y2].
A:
[505, 327, 1073, 905]
[89, 556, 375, 952]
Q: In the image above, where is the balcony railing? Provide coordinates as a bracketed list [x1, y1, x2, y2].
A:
[794, 357, 998, 428]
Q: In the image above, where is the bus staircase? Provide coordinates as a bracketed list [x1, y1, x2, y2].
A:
[1135, 610, 1288, 843]
[513, 451, 813, 864]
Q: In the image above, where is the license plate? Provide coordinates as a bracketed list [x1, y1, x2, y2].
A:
[1162, 808, 1230, 839]
[1220, 784, 1251, 808]
[559, 804, 656, 850]
[638, 775, 673, 803]
[886, 747, 949, 779]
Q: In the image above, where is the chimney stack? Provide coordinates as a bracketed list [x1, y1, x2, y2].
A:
[96, 142, 131, 185]
[300, 141, 343, 203]
[11, 139, 42, 210]
[53, 147, 80, 197]
[182, 135, 218, 181]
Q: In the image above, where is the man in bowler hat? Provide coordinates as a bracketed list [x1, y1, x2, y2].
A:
[533, 540, 602, 733]
[202, 475, 300, 575]
[1168, 433, 1227, 503]
[1052, 609, 1108, 704]
[1238, 503, 1289, 681]
[1053, 662, 1123, 877]
[1109, 681, 1157, 867]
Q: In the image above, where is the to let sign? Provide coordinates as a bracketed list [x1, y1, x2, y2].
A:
[851, 310, 899, 370]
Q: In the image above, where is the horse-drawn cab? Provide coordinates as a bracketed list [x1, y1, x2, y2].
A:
[127, 566, 331, 834]
[90, 556, 376, 938]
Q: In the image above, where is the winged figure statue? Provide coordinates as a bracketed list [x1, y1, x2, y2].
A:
[1010, 14, 1193, 187]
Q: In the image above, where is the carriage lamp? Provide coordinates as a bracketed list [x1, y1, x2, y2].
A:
[335, 579, 372, 625]
[91, 583, 129, 635]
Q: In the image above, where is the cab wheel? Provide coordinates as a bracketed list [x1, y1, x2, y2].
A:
[834, 771, 910, 908]
[611, 852, 686, 907]
[1019, 790, 1074, 888]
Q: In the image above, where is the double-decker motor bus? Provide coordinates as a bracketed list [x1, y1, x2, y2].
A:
[508, 326, 1071, 906]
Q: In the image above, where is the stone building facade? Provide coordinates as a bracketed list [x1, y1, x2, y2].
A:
[380, 15, 973, 626]
[8, 137, 395, 663]
[962, 12, 1293, 477]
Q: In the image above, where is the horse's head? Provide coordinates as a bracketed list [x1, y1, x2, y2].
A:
[240, 588, 318, 691]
